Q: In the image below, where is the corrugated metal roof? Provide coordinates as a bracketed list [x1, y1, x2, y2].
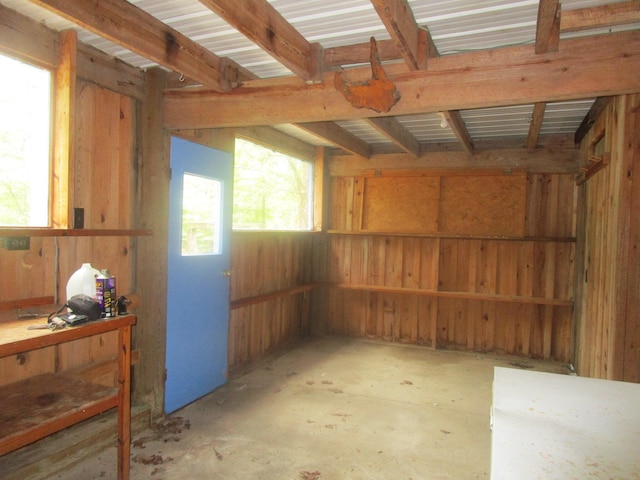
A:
[1, 0, 633, 151]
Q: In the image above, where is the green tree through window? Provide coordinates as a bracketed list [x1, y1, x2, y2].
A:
[0, 54, 51, 227]
[233, 138, 312, 230]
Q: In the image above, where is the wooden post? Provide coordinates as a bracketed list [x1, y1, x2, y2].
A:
[134, 67, 169, 418]
[117, 324, 132, 480]
[52, 30, 77, 228]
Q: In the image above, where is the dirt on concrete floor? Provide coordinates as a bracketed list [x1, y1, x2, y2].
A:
[54, 337, 567, 480]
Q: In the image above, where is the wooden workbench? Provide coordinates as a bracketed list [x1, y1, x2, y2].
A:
[0, 314, 136, 480]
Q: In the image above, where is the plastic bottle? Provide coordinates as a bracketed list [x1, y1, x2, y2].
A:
[66, 263, 101, 301]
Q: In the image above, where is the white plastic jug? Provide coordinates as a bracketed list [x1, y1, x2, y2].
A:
[66, 263, 101, 301]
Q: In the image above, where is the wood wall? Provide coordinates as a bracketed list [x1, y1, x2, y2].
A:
[227, 232, 317, 374]
[0, 79, 136, 389]
[575, 94, 640, 382]
[319, 168, 577, 362]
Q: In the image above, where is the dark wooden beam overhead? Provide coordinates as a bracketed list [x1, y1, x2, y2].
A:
[442, 111, 474, 155]
[325, 39, 401, 68]
[370, 0, 425, 70]
[574, 97, 613, 145]
[536, 0, 561, 54]
[164, 29, 640, 129]
[371, 1, 473, 153]
[527, 102, 547, 151]
[365, 117, 420, 157]
[295, 122, 373, 159]
[30, 0, 236, 92]
[198, 0, 323, 82]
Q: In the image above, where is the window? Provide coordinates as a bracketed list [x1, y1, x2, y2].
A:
[233, 138, 313, 231]
[0, 54, 52, 227]
[181, 173, 222, 255]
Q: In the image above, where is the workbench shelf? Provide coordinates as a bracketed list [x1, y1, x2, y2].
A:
[0, 373, 117, 455]
[0, 314, 136, 480]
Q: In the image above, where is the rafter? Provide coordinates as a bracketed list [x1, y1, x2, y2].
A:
[30, 0, 235, 91]
[198, 0, 323, 82]
[527, 103, 547, 151]
[371, 0, 425, 70]
[442, 111, 474, 155]
[365, 117, 420, 157]
[370, 1, 473, 153]
[295, 122, 372, 159]
[536, 0, 561, 54]
[164, 30, 640, 129]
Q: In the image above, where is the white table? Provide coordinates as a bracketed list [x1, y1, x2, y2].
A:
[491, 367, 640, 480]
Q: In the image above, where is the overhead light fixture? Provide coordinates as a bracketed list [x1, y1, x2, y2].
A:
[438, 111, 449, 129]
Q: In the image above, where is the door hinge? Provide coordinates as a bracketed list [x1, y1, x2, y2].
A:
[164, 368, 168, 382]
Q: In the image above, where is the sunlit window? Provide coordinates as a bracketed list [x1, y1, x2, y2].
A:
[0, 54, 52, 227]
[233, 138, 313, 231]
[181, 173, 222, 256]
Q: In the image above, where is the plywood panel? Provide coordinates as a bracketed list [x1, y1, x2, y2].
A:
[439, 175, 526, 236]
[362, 176, 439, 233]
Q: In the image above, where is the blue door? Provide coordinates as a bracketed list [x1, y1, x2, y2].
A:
[165, 136, 233, 413]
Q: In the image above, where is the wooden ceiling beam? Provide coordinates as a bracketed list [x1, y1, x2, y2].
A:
[29, 0, 233, 91]
[442, 111, 474, 155]
[574, 97, 613, 144]
[295, 122, 373, 158]
[365, 117, 420, 157]
[527, 102, 547, 151]
[535, 0, 561, 54]
[371, 0, 425, 70]
[561, 0, 640, 33]
[370, 1, 473, 153]
[325, 39, 400, 67]
[198, 0, 323, 82]
[235, 126, 318, 162]
[164, 30, 640, 129]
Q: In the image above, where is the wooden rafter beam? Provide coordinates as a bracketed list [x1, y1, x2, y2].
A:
[371, 0, 424, 70]
[370, 1, 472, 153]
[29, 0, 233, 91]
[527, 102, 547, 151]
[365, 117, 420, 157]
[198, 0, 323, 82]
[442, 111, 474, 155]
[325, 39, 400, 67]
[574, 97, 613, 144]
[536, 0, 561, 54]
[235, 126, 317, 162]
[561, 0, 640, 33]
[325, 2, 640, 68]
[164, 30, 640, 129]
[295, 122, 372, 158]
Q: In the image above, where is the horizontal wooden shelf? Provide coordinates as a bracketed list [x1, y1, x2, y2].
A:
[0, 228, 152, 237]
[326, 230, 576, 243]
[0, 373, 118, 456]
[0, 314, 137, 358]
[329, 283, 573, 307]
[230, 283, 317, 310]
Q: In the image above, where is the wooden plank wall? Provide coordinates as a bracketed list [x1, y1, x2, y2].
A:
[228, 231, 316, 374]
[0, 80, 136, 388]
[322, 170, 577, 362]
[575, 94, 640, 382]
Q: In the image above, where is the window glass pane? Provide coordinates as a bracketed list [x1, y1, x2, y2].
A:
[181, 174, 222, 256]
[0, 54, 51, 226]
[233, 138, 312, 230]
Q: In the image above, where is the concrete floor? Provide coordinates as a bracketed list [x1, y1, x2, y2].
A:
[55, 337, 566, 480]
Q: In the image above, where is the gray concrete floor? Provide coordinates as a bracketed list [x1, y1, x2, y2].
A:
[55, 337, 566, 480]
